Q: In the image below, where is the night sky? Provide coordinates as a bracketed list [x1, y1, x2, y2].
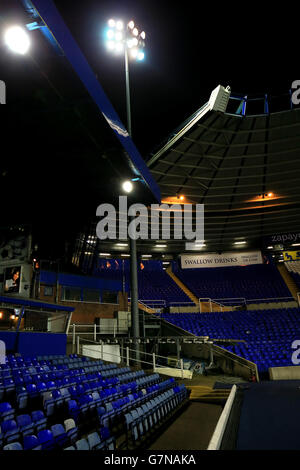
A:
[0, 0, 298, 258]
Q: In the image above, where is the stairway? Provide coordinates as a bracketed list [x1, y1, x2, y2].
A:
[166, 265, 198, 305]
[277, 263, 299, 300]
[187, 385, 230, 404]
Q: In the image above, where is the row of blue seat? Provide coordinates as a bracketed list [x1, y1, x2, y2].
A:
[125, 385, 188, 446]
[1, 419, 114, 450]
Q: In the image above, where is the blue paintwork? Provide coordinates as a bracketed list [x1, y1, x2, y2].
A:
[0, 295, 74, 312]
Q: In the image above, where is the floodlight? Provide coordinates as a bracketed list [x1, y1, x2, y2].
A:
[116, 20, 123, 30]
[4, 26, 30, 55]
[107, 29, 114, 39]
[122, 180, 133, 193]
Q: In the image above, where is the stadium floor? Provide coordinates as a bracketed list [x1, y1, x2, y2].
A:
[237, 380, 300, 450]
[148, 402, 222, 450]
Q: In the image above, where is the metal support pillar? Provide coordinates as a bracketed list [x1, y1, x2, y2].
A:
[130, 230, 140, 362]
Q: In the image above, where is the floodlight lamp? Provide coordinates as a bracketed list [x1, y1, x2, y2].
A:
[115, 42, 124, 53]
[4, 25, 30, 55]
[132, 27, 138, 36]
[130, 48, 138, 58]
[122, 180, 133, 193]
[128, 20, 135, 29]
[140, 31, 146, 39]
[116, 20, 124, 30]
[115, 31, 123, 41]
[107, 29, 114, 39]
[108, 19, 115, 27]
[137, 51, 145, 61]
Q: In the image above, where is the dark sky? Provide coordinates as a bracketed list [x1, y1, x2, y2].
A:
[55, 0, 297, 155]
[0, 0, 298, 258]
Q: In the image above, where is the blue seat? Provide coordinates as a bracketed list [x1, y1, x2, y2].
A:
[36, 382, 47, 394]
[67, 400, 80, 423]
[3, 378, 15, 394]
[52, 389, 63, 407]
[51, 423, 69, 448]
[0, 402, 15, 421]
[100, 426, 115, 450]
[31, 410, 47, 432]
[1, 419, 21, 444]
[37, 429, 55, 450]
[23, 434, 42, 450]
[43, 392, 55, 417]
[16, 414, 35, 436]
[26, 383, 38, 398]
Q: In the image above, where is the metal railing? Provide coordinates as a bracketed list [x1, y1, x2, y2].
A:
[128, 299, 166, 312]
[198, 296, 296, 313]
[75, 336, 186, 378]
[68, 323, 130, 345]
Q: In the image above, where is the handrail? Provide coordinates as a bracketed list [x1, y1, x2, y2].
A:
[76, 336, 186, 375]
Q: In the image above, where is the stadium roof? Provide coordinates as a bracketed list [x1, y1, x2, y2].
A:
[146, 91, 300, 252]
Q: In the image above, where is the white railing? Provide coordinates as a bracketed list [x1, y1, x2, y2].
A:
[198, 296, 297, 313]
[76, 336, 186, 378]
[128, 299, 166, 312]
[68, 323, 128, 345]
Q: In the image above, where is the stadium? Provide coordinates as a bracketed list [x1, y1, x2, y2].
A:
[0, 0, 300, 455]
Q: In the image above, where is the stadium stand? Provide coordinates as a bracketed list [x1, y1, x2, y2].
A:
[0, 353, 189, 450]
[285, 261, 300, 292]
[95, 259, 192, 306]
[158, 308, 300, 374]
[172, 262, 291, 301]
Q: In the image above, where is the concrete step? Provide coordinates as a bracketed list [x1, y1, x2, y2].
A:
[187, 385, 230, 404]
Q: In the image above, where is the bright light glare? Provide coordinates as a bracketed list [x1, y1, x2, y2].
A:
[140, 31, 146, 39]
[127, 39, 134, 48]
[128, 20, 135, 29]
[108, 19, 115, 27]
[132, 37, 138, 46]
[106, 41, 115, 51]
[132, 27, 138, 36]
[122, 181, 133, 193]
[115, 31, 123, 41]
[4, 26, 30, 55]
[137, 51, 145, 61]
[115, 42, 124, 53]
[116, 20, 123, 30]
[107, 29, 114, 39]
[130, 48, 138, 58]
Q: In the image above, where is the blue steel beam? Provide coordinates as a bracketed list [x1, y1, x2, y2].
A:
[28, 0, 161, 203]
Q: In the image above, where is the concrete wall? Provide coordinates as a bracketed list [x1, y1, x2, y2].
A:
[269, 366, 300, 380]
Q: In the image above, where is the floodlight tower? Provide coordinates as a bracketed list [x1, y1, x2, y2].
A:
[105, 19, 146, 361]
[105, 18, 146, 137]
